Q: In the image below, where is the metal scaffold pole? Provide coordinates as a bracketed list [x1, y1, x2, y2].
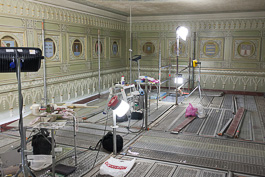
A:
[42, 20, 47, 106]
[129, 6, 132, 84]
[158, 42, 161, 96]
[98, 29, 101, 96]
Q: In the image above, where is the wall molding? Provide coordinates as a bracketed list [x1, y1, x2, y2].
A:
[0, 0, 126, 30]
[130, 11, 265, 22]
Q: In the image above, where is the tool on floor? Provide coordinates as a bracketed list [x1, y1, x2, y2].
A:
[234, 109, 247, 138]
[224, 107, 245, 138]
[218, 118, 233, 136]
[171, 117, 196, 134]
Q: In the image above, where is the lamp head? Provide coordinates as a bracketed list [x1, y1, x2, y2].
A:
[176, 26, 188, 41]
[175, 74, 183, 84]
[108, 95, 129, 117]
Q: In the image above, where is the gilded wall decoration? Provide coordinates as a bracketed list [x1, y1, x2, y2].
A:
[198, 38, 224, 60]
[92, 37, 105, 58]
[233, 38, 260, 60]
[38, 35, 60, 62]
[110, 38, 121, 58]
[139, 40, 158, 57]
[168, 38, 189, 59]
[69, 36, 85, 60]
[0, 32, 24, 47]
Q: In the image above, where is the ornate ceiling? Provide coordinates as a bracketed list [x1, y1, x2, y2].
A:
[68, 0, 265, 16]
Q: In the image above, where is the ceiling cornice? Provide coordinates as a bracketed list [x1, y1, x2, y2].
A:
[129, 11, 265, 22]
[26, 0, 127, 22]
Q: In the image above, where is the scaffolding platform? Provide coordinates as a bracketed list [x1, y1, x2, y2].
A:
[149, 92, 167, 99]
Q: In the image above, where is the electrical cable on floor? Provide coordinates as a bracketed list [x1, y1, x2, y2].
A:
[91, 108, 110, 168]
[126, 115, 144, 134]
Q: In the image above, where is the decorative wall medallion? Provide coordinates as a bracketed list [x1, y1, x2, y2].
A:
[44, 38, 56, 58]
[203, 41, 219, 57]
[143, 42, 155, 54]
[92, 37, 105, 58]
[237, 41, 255, 57]
[110, 38, 121, 58]
[198, 38, 224, 60]
[139, 40, 157, 57]
[233, 38, 260, 60]
[0, 35, 18, 47]
[0, 32, 23, 47]
[38, 35, 60, 62]
[72, 39, 82, 56]
[69, 37, 85, 60]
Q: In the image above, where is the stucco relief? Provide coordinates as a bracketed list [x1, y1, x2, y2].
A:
[69, 36, 85, 60]
[139, 39, 158, 57]
[233, 38, 260, 60]
[133, 19, 265, 32]
[38, 35, 60, 62]
[199, 38, 224, 60]
[0, 0, 125, 30]
[0, 32, 24, 47]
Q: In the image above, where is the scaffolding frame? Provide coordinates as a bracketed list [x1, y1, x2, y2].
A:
[158, 53, 192, 100]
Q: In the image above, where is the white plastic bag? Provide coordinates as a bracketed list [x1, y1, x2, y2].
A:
[197, 105, 206, 118]
[100, 157, 135, 177]
[27, 155, 52, 171]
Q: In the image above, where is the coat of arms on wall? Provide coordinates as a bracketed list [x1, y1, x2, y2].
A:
[233, 38, 260, 60]
[198, 38, 224, 60]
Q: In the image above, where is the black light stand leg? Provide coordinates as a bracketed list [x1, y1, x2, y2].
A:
[51, 130, 55, 177]
[14, 50, 35, 177]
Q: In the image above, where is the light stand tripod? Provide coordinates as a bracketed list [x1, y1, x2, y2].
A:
[129, 55, 141, 89]
[189, 60, 210, 106]
[15, 50, 36, 177]
[0, 47, 43, 177]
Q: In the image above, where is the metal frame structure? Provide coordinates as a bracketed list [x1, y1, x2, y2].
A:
[158, 55, 192, 103]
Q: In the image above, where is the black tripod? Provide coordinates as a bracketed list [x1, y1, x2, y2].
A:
[0, 47, 43, 177]
[13, 50, 36, 177]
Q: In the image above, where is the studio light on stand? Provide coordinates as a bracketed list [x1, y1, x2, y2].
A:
[0, 47, 43, 177]
[108, 96, 129, 155]
[175, 26, 188, 105]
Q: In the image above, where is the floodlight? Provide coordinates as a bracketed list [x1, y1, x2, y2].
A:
[108, 96, 129, 117]
[175, 74, 183, 84]
[108, 95, 129, 155]
[176, 26, 188, 41]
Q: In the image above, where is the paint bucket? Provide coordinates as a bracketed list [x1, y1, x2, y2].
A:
[31, 104, 40, 115]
